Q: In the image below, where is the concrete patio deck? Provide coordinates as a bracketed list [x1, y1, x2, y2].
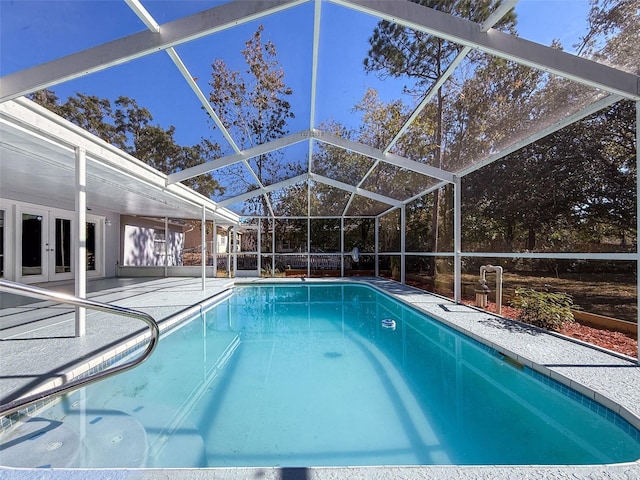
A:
[1, 276, 639, 480]
[0, 277, 234, 406]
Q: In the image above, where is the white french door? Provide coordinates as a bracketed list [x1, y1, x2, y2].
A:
[18, 206, 101, 283]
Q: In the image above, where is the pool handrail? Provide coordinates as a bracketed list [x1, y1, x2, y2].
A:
[0, 279, 160, 418]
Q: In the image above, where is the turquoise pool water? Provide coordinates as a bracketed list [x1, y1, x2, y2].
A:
[2, 283, 640, 468]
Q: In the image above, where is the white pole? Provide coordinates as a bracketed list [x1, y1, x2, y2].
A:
[307, 217, 311, 278]
[341, 217, 345, 277]
[164, 216, 168, 278]
[201, 205, 206, 290]
[375, 216, 379, 277]
[233, 226, 237, 277]
[271, 219, 275, 275]
[636, 101, 640, 364]
[212, 220, 217, 278]
[74, 147, 87, 337]
[228, 226, 232, 278]
[454, 175, 462, 303]
[400, 206, 406, 284]
[257, 218, 262, 276]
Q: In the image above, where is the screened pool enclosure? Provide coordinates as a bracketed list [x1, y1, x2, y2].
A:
[0, 1, 639, 315]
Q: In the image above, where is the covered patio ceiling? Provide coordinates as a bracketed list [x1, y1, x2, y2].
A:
[1, 0, 638, 220]
[0, 98, 240, 224]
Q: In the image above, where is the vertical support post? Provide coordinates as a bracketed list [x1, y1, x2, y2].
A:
[232, 225, 237, 276]
[201, 205, 206, 290]
[164, 216, 169, 278]
[454, 175, 462, 303]
[212, 220, 217, 278]
[340, 217, 345, 277]
[227, 226, 232, 278]
[375, 216, 379, 277]
[257, 218, 262, 277]
[307, 217, 311, 278]
[74, 147, 87, 337]
[271, 218, 276, 275]
[400, 205, 406, 284]
[636, 100, 639, 363]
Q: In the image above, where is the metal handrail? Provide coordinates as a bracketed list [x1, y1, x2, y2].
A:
[0, 279, 160, 417]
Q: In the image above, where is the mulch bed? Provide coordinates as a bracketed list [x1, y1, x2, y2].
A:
[467, 301, 638, 358]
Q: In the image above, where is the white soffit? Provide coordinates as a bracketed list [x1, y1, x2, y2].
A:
[0, 98, 240, 224]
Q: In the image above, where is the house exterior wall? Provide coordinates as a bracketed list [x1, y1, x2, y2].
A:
[120, 216, 185, 266]
[183, 222, 213, 251]
[183, 225, 241, 254]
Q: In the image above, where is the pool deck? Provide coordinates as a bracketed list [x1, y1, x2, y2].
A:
[1, 276, 639, 480]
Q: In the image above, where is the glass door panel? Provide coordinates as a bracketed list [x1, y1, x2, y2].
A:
[49, 213, 74, 281]
[17, 206, 103, 283]
[55, 218, 71, 274]
[87, 222, 96, 272]
[21, 213, 45, 278]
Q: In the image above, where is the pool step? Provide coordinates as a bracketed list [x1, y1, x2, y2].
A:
[113, 402, 207, 467]
[0, 409, 149, 468]
[0, 416, 81, 467]
[76, 409, 148, 467]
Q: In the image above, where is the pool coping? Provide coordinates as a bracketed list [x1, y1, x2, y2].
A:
[2, 276, 640, 480]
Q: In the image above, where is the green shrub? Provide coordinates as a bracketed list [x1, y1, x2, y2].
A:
[510, 288, 576, 330]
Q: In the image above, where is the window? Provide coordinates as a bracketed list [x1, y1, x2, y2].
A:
[154, 230, 166, 256]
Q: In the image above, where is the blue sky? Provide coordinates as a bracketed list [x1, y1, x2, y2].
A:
[0, 0, 592, 150]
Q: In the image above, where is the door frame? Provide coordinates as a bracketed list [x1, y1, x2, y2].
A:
[2, 199, 105, 284]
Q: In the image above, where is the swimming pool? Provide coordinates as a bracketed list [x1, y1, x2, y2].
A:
[1, 282, 640, 468]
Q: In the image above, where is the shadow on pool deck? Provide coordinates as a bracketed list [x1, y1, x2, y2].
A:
[0, 277, 234, 409]
[1, 277, 639, 480]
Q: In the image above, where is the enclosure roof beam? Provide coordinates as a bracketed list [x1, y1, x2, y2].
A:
[330, 0, 640, 100]
[310, 173, 402, 207]
[383, 0, 519, 154]
[124, 0, 160, 32]
[456, 93, 623, 177]
[165, 49, 241, 154]
[399, 94, 624, 205]
[218, 173, 309, 207]
[168, 131, 311, 184]
[312, 129, 454, 183]
[170, 127, 454, 187]
[123, 0, 242, 155]
[309, 0, 322, 131]
[0, 0, 310, 101]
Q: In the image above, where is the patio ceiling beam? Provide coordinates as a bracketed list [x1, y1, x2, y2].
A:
[310, 173, 402, 207]
[2, 97, 240, 224]
[312, 129, 454, 183]
[0, 0, 310, 101]
[383, 0, 519, 154]
[331, 0, 640, 100]
[167, 131, 311, 184]
[218, 173, 309, 207]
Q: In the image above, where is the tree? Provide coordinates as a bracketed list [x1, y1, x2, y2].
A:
[364, 0, 517, 268]
[207, 24, 297, 217]
[462, 100, 636, 256]
[29, 90, 224, 198]
[576, 0, 640, 74]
